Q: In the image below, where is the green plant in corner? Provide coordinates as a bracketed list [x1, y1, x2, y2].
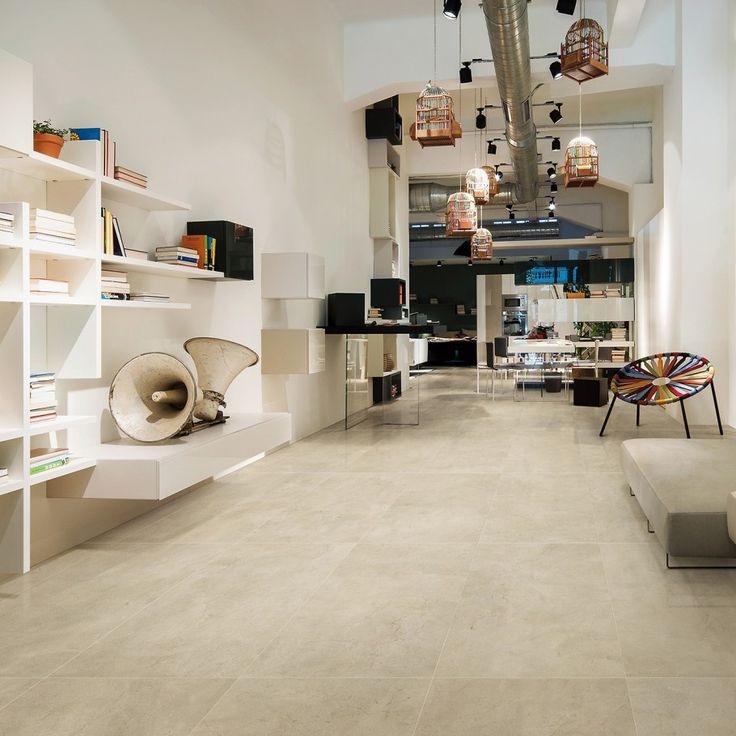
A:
[33, 120, 69, 138]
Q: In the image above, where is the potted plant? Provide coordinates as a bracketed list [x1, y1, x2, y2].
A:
[33, 120, 69, 159]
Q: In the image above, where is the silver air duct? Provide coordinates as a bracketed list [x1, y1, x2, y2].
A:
[409, 182, 514, 212]
[481, 0, 539, 204]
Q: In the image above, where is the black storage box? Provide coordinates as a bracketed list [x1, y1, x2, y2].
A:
[186, 220, 253, 280]
[544, 373, 563, 393]
[573, 377, 609, 407]
[327, 293, 365, 327]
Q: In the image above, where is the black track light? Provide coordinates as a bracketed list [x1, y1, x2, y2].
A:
[475, 109, 487, 130]
[551, 137, 561, 151]
[487, 140, 497, 155]
[550, 181, 558, 193]
[505, 203, 513, 211]
[547, 166, 557, 179]
[459, 62, 472, 84]
[548, 197, 556, 211]
[499, 258, 505, 265]
[495, 166, 503, 181]
[436, 260, 443, 267]
[509, 212, 516, 221]
[467, 258, 473, 266]
[549, 104, 563, 124]
[442, 0, 461, 19]
[549, 60, 563, 80]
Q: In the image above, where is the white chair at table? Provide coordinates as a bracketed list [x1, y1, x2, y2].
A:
[493, 336, 528, 400]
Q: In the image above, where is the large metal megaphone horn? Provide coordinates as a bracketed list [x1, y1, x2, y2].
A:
[109, 338, 259, 443]
[184, 337, 259, 422]
[109, 352, 198, 442]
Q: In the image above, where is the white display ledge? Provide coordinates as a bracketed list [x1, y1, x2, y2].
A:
[101, 255, 224, 280]
[27, 415, 96, 436]
[47, 412, 291, 501]
[29, 241, 97, 261]
[101, 300, 191, 311]
[0, 427, 24, 442]
[0, 477, 23, 496]
[0, 149, 96, 182]
[29, 295, 98, 307]
[29, 457, 96, 486]
[100, 176, 191, 212]
[0, 233, 22, 250]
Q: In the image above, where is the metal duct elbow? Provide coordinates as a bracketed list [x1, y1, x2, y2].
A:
[481, 0, 540, 204]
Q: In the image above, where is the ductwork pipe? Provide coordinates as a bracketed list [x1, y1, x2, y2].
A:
[409, 181, 548, 212]
[481, 0, 539, 204]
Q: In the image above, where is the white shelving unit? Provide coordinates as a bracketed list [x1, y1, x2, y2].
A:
[0, 49, 284, 575]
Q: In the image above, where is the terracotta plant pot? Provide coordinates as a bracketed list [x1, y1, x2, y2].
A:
[33, 133, 64, 159]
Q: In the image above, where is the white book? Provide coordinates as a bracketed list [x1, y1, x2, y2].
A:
[30, 208, 74, 224]
[30, 233, 77, 246]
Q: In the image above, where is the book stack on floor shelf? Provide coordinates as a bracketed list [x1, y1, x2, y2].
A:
[30, 277, 69, 297]
[30, 208, 76, 247]
[611, 327, 627, 341]
[30, 448, 70, 476]
[101, 269, 130, 301]
[114, 166, 147, 189]
[155, 245, 199, 268]
[611, 349, 627, 364]
[181, 234, 215, 270]
[129, 292, 170, 304]
[605, 287, 621, 298]
[0, 210, 14, 235]
[29, 373, 57, 424]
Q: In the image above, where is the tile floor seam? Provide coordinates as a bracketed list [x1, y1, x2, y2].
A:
[184, 542, 362, 735]
[408, 542, 480, 736]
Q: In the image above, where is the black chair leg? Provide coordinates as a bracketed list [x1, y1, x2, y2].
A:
[599, 395, 617, 437]
[711, 381, 724, 435]
[636, 404, 640, 427]
[680, 399, 691, 439]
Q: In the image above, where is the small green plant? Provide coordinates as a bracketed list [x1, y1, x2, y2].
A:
[33, 120, 69, 138]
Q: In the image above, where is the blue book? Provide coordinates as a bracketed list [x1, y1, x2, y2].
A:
[70, 128, 104, 140]
[159, 256, 197, 264]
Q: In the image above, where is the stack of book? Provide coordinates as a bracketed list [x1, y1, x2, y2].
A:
[610, 328, 627, 341]
[129, 292, 170, 304]
[30, 447, 70, 476]
[30, 208, 76, 246]
[30, 277, 69, 297]
[181, 234, 216, 270]
[71, 128, 115, 176]
[30, 373, 57, 423]
[0, 467, 9, 487]
[456, 304, 466, 315]
[114, 166, 147, 189]
[611, 349, 627, 364]
[589, 289, 606, 298]
[0, 211, 14, 235]
[101, 269, 130, 301]
[429, 297, 439, 305]
[155, 246, 199, 268]
[367, 308, 382, 319]
[605, 287, 621, 298]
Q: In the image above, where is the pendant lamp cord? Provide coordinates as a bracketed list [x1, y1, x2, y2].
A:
[458, 8, 463, 190]
[433, 0, 437, 82]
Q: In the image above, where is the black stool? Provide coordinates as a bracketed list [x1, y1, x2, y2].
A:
[574, 376, 608, 407]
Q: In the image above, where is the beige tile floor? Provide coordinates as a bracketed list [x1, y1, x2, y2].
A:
[0, 368, 734, 735]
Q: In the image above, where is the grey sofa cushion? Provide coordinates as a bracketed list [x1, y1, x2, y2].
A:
[621, 439, 736, 558]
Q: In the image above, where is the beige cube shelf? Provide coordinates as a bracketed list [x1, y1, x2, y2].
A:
[261, 329, 326, 374]
[261, 252, 325, 299]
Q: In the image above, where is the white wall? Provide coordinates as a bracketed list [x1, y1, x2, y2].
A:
[0, 0, 374, 561]
[635, 0, 735, 427]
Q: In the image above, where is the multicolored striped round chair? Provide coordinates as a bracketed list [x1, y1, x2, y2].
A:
[599, 352, 723, 438]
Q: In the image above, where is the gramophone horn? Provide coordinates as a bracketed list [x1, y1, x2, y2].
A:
[184, 337, 259, 421]
[109, 352, 197, 443]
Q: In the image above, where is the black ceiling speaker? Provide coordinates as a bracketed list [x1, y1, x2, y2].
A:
[475, 110, 487, 129]
[459, 62, 472, 84]
[556, 0, 577, 15]
[487, 140, 497, 155]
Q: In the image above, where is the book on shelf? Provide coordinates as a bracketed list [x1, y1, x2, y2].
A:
[101, 281, 130, 294]
[114, 166, 147, 188]
[101, 293, 130, 301]
[71, 128, 115, 176]
[156, 256, 198, 267]
[605, 288, 622, 297]
[112, 216, 126, 257]
[155, 246, 198, 256]
[30, 397, 58, 410]
[30, 278, 69, 295]
[29, 208, 76, 246]
[180, 234, 215, 270]
[129, 293, 170, 302]
[30, 447, 69, 465]
[30, 456, 71, 475]
[101, 269, 127, 282]
[0, 468, 8, 478]
[30, 410, 58, 423]
[0, 211, 15, 233]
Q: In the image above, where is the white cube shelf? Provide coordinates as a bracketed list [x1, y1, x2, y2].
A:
[261, 252, 325, 299]
[261, 329, 325, 374]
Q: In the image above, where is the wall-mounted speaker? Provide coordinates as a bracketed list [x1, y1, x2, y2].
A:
[556, 0, 577, 14]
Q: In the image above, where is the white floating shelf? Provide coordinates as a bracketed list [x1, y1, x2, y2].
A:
[101, 300, 191, 311]
[29, 241, 97, 261]
[100, 176, 191, 212]
[0, 427, 24, 442]
[29, 457, 96, 486]
[29, 295, 98, 307]
[0, 150, 96, 182]
[27, 414, 96, 436]
[0, 233, 22, 250]
[0, 478, 23, 496]
[47, 413, 291, 501]
[101, 254, 224, 280]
